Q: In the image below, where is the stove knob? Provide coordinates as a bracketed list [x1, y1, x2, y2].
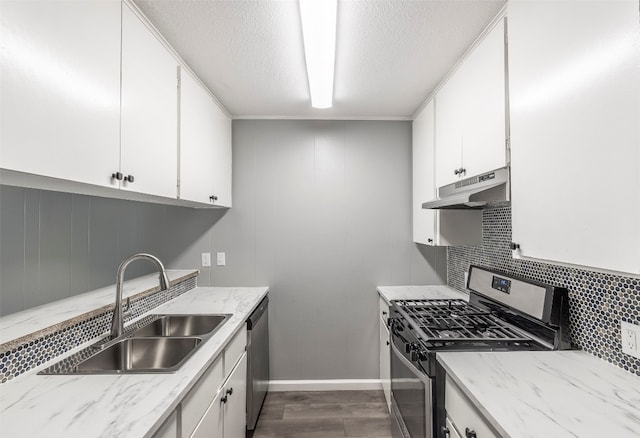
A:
[405, 342, 417, 354]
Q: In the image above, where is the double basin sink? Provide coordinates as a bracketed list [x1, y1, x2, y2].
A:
[63, 314, 230, 374]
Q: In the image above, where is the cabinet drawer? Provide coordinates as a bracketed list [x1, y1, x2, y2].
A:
[379, 297, 390, 322]
[224, 326, 246, 375]
[445, 376, 498, 438]
[182, 356, 224, 438]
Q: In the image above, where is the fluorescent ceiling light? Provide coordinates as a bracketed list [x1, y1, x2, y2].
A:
[299, 0, 337, 109]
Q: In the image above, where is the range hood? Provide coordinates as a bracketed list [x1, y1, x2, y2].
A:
[422, 167, 509, 209]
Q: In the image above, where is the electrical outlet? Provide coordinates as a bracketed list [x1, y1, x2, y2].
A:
[216, 252, 226, 266]
[201, 252, 211, 267]
[621, 321, 640, 359]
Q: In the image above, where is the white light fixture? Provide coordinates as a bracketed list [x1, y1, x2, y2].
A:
[299, 0, 337, 109]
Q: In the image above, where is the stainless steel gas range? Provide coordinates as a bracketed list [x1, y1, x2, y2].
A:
[388, 265, 572, 438]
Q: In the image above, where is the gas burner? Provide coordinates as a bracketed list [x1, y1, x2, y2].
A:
[393, 299, 531, 343]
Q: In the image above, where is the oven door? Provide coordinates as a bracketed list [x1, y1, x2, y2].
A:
[390, 333, 432, 438]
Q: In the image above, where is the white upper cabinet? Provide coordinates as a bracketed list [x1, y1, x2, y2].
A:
[413, 101, 437, 245]
[435, 19, 507, 188]
[0, 0, 121, 188]
[179, 68, 232, 207]
[413, 100, 482, 247]
[120, 4, 178, 199]
[508, 0, 640, 274]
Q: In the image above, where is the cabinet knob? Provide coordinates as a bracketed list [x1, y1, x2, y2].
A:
[221, 395, 228, 404]
[427, 238, 433, 244]
[111, 172, 123, 181]
[465, 428, 477, 438]
[460, 168, 466, 175]
[441, 426, 450, 437]
[124, 175, 134, 183]
[386, 341, 390, 346]
[454, 168, 460, 175]
[226, 387, 233, 396]
[510, 242, 520, 250]
[210, 195, 218, 203]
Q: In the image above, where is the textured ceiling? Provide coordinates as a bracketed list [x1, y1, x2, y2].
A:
[134, 0, 506, 119]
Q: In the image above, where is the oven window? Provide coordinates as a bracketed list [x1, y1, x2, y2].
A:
[391, 343, 430, 438]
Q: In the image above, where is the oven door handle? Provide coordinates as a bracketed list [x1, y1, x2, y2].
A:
[390, 339, 430, 385]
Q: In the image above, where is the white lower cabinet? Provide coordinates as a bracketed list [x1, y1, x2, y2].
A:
[178, 327, 248, 438]
[192, 353, 247, 438]
[445, 417, 462, 438]
[378, 297, 391, 411]
[445, 376, 498, 438]
[153, 410, 179, 438]
[191, 389, 223, 438]
[220, 352, 248, 438]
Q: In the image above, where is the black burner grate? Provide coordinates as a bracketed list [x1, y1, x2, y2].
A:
[394, 299, 531, 343]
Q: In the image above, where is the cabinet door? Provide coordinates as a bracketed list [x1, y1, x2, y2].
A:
[413, 101, 436, 245]
[191, 389, 223, 438]
[0, 0, 121, 187]
[179, 68, 232, 206]
[223, 352, 247, 438]
[445, 376, 498, 438]
[509, 0, 640, 274]
[120, 4, 178, 198]
[458, 19, 506, 178]
[435, 75, 464, 188]
[153, 410, 178, 438]
[379, 317, 391, 411]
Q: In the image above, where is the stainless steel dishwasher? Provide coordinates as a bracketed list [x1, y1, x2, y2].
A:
[246, 296, 269, 431]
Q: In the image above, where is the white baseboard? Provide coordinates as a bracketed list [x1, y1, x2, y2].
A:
[268, 379, 382, 392]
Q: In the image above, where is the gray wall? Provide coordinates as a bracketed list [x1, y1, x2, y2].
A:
[207, 120, 446, 380]
[0, 186, 226, 315]
[0, 119, 447, 381]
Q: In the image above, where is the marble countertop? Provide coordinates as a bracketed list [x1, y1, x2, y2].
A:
[0, 269, 198, 346]
[0, 285, 269, 438]
[377, 284, 468, 304]
[437, 350, 640, 438]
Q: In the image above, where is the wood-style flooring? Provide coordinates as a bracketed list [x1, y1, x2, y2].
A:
[249, 390, 392, 438]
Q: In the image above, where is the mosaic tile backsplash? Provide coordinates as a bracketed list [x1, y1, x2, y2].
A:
[447, 203, 640, 376]
[0, 277, 196, 383]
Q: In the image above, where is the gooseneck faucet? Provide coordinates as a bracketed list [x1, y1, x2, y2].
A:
[110, 253, 170, 339]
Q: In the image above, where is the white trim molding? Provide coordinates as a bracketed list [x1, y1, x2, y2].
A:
[268, 379, 382, 392]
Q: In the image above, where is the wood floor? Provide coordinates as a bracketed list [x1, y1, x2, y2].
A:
[249, 390, 392, 438]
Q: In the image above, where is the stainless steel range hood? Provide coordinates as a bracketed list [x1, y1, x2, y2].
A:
[422, 167, 509, 209]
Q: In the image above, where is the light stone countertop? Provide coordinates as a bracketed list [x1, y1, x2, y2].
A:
[0, 269, 198, 346]
[437, 350, 640, 438]
[377, 284, 468, 304]
[0, 285, 269, 438]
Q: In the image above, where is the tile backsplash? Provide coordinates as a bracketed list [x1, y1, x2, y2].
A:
[447, 203, 640, 376]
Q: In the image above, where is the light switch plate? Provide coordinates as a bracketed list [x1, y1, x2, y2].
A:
[201, 252, 211, 267]
[216, 252, 226, 266]
[621, 321, 640, 359]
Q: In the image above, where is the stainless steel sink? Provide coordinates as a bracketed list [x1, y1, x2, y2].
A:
[39, 313, 232, 375]
[75, 337, 202, 373]
[131, 314, 228, 338]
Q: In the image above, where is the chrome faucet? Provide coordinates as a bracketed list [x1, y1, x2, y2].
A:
[110, 253, 170, 339]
